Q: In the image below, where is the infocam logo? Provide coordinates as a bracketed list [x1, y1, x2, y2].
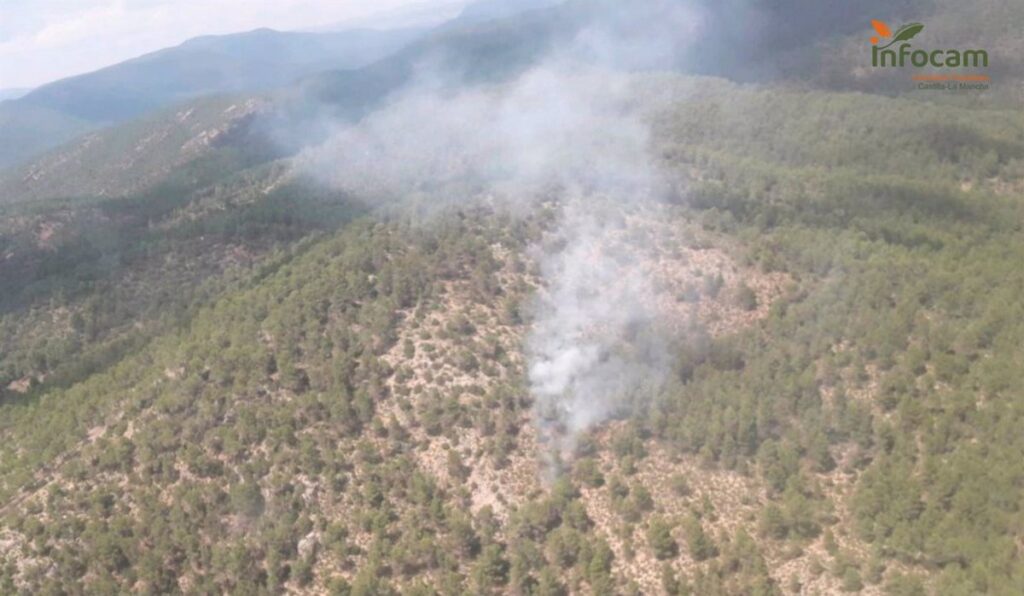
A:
[869, 20, 988, 69]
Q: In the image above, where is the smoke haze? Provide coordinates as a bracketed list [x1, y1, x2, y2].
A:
[292, 0, 706, 475]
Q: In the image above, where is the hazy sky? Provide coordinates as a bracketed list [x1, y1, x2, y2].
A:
[0, 0, 468, 90]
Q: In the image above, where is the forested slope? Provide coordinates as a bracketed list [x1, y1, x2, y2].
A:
[2, 74, 1023, 594]
[0, 26, 425, 169]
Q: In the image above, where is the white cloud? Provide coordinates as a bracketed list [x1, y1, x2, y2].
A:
[0, 0, 467, 89]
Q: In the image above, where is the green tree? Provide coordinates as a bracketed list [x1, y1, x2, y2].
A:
[648, 518, 678, 560]
[683, 515, 717, 561]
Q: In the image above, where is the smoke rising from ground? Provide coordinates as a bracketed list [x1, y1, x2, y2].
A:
[527, 199, 676, 476]
[292, 0, 705, 476]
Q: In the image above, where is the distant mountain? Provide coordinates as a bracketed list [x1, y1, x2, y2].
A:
[0, 89, 30, 101]
[299, 0, 927, 118]
[0, 0, 580, 172]
[298, 0, 588, 117]
[0, 26, 425, 169]
[0, 0, 579, 203]
[0, 103, 94, 171]
[20, 27, 425, 123]
[0, 1, 589, 202]
[3, 0, 932, 205]
[451, 0, 564, 25]
[314, 0, 470, 30]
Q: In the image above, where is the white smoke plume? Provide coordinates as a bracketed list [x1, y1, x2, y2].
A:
[527, 198, 676, 476]
[292, 0, 705, 476]
[295, 64, 660, 210]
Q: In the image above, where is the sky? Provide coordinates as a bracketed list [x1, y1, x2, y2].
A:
[0, 0, 468, 90]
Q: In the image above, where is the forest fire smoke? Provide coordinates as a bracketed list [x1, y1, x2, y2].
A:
[527, 199, 674, 478]
[294, 0, 705, 479]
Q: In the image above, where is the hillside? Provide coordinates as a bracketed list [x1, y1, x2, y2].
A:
[0, 96, 279, 204]
[0, 2, 598, 205]
[0, 26, 424, 169]
[18, 27, 426, 124]
[0, 103, 98, 172]
[2, 69, 1024, 595]
[0, 0, 941, 207]
[4, 0, 1017, 178]
[3, 0, 1024, 594]
[298, 0, 928, 114]
[0, 0, 592, 172]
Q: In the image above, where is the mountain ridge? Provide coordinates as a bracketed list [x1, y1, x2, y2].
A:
[0, 26, 425, 169]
